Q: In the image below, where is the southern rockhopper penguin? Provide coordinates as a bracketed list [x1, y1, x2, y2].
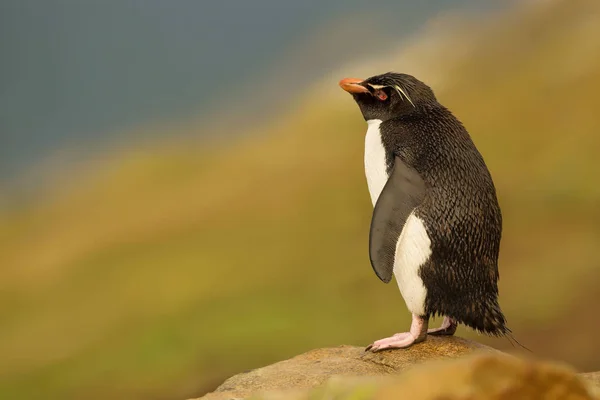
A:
[339, 72, 511, 351]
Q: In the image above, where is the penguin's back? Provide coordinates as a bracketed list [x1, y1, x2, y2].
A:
[382, 105, 507, 335]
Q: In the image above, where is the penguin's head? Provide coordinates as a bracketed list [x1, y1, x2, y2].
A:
[339, 72, 437, 121]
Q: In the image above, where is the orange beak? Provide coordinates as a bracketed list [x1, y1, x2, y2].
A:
[339, 77, 369, 94]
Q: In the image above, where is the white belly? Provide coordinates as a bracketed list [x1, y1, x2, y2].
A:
[392, 212, 430, 316]
[363, 119, 430, 316]
[364, 119, 388, 206]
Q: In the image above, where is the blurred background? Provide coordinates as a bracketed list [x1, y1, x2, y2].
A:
[1, 0, 599, 399]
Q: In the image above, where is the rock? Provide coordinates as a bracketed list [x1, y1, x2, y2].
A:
[371, 353, 597, 400]
[582, 372, 600, 386]
[263, 354, 598, 400]
[197, 336, 496, 400]
[196, 337, 599, 400]
[582, 372, 600, 398]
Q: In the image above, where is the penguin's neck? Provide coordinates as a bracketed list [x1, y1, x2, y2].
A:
[364, 119, 388, 206]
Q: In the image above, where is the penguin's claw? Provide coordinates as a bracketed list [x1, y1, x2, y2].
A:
[365, 314, 429, 352]
[365, 332, 411, 352]
[427, 317, 457, 336]
[366, 332, 421, 352]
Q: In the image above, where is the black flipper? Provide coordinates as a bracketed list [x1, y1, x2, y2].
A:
[369, 156, 427, 283]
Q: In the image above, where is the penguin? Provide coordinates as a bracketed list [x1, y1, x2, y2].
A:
[339, 72, 510, 351]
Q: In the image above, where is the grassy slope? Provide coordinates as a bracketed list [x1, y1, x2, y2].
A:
[1, 0, 600, 398]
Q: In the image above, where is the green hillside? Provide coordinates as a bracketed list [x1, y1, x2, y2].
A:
[1, 0, 600, 399]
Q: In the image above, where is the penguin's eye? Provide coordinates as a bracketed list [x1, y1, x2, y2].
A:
[374, 89, 388, 101]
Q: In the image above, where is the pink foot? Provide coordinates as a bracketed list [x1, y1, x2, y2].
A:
[366, 332, 411, 349]
[366, 332, 418, 351]
[427, 316, 457, 336]
[365, 314, 428, 352]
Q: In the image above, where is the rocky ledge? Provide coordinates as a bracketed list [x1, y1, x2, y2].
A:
[196, 336, 600, 400]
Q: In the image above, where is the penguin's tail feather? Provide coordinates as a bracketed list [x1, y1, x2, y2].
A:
[469, 296, 511, 337]
[505, 331, 532, 353]
[472, 297, 533, 353]
[428, 295, 532, 352]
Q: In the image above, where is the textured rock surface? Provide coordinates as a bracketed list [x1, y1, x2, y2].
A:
[197, 336, 495, 399]
[196, 337, 599, 400]
[265, 354, 598, 400]
[371, 353, 597, 400]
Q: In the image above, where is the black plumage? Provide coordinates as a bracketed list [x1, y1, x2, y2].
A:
[342, 72, 509, 337]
